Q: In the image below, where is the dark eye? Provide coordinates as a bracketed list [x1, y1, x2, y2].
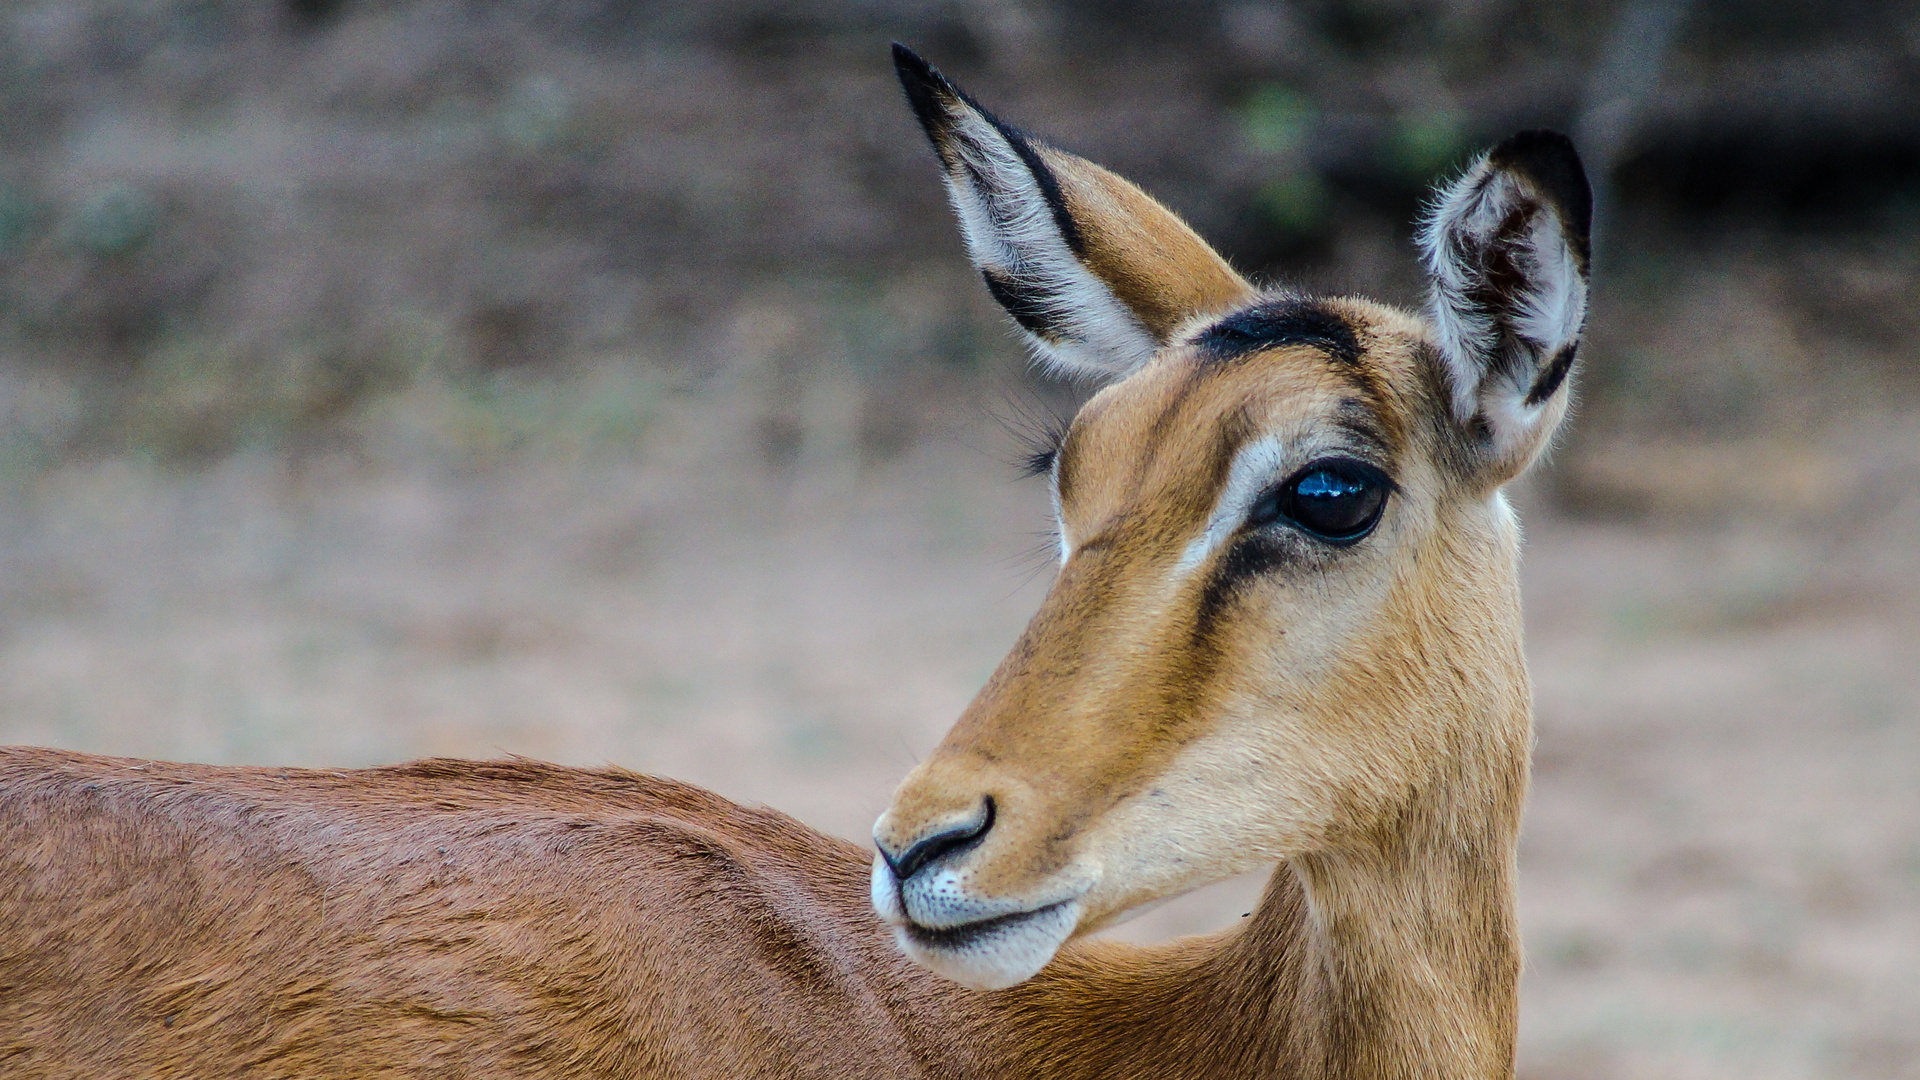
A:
[1247, 459, 1390, 543]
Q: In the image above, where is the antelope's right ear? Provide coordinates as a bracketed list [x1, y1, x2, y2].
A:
[1419, 130, 1593, 484]
[893, 44, 1253, 380]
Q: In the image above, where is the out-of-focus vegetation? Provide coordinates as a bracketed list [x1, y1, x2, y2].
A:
[2, 0, 1917, 497]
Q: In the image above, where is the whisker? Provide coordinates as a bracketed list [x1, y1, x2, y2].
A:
[999, 530, 1062, 601]
[986, 380, 1074, 480]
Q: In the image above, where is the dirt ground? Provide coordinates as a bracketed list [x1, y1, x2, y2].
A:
[0, 376, 1915, 1080]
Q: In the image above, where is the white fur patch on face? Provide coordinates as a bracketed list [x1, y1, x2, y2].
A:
[1173, 428, 1368, 575]
[869, 852, 1088, 990]
[934, 108, 1159, 381]
[1177, 435, 1291, 572]
[1051, 460, 1074, 564]
[894, 896, 1080, 991]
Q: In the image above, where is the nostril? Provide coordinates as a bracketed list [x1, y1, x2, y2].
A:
[880, 796, 995, 882]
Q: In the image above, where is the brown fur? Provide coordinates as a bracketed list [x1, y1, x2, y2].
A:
[1038, 145, 1254, 341]
[0, 58, 1587, 1078]
[0, 751, 968, 1077]
[0, 324, 1538, 1079]
[0, 746, 1516, 1078]
[876, 316, 1534, 1078]
[865, 55, 1581, 1077]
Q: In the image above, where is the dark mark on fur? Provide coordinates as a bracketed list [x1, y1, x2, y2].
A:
[1524, 341, 1577, 406]
[1196, 534, 1294, 639]
[892, 43, 1086, 260]
[893, 45, 955, 148]
[1485, 129, 1593, 268]
[1194, 299, 1361, 365]
[982, 119, 1086, 260]
[982, 269, 1064, 342]
[1331, 398, 1396, 462]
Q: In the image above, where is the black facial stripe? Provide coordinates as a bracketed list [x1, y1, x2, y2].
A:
[1194, 299, 1361, 365]
[1524, 341, 1578, 406]
[982, 269, 1064, 341]
[1192, 450, 1396, 639]
[1195, 534, 1294, 639]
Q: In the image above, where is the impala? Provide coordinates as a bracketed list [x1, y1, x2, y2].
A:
[0, 46, 1590, 1080]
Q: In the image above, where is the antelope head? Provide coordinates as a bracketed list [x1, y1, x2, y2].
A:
[873, 46, 1591, 991]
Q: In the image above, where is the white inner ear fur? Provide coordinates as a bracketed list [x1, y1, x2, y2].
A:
[1420, 164, 1587, 454]
[936, 107, 1159, 380]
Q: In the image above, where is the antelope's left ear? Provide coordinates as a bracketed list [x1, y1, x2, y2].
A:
[1419, 130, 1592, 484]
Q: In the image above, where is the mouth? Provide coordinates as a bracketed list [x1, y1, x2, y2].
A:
[869, 850, 1090, 990]
[885, 892, 1083, 990]
[898, 899, 1075, 953]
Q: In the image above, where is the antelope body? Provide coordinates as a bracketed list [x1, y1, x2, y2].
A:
[0, 47, 1592, 1080]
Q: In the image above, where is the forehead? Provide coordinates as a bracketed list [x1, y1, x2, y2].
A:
[1061, 296, 1422, 497]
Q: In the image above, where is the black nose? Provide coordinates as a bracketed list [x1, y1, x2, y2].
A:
[878, 796, 995, 882]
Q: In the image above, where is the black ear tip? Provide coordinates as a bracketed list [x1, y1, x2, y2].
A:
[891, 42, 961, 141]
[891, 42, 949, 102]
[1487, 129, 1594, 250]
[891, 42, 929, 79]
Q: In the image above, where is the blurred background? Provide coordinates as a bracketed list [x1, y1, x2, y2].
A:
[0, 1, 1916, 1076]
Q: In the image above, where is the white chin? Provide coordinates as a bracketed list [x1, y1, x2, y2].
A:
[891, 900, 1081, 990]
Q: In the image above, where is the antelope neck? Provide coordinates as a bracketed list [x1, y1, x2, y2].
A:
[986, 776, 1523, 1080]
[1282, 831, 1522, 1080]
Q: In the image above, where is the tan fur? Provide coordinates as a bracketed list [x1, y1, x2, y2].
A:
[875, 311, 1534, 1077]
[1038, 146, 1254, 341]
[0, 337, 1538, 1080]
[866, 98, 1577, 1074]
[0, 85, 1583, 1078]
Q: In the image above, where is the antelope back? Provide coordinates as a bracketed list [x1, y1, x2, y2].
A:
[874, 46, 1590, 990]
